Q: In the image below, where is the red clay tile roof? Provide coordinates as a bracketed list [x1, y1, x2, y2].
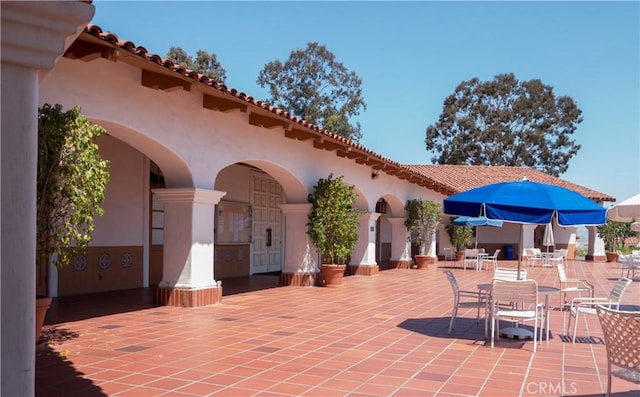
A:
[404, 165, 614, 202]
[79, 25, 392, 160]
[73, 25, 614, 202]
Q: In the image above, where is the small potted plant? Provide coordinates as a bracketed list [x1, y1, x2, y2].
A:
[404, 199, 441, 268]
[446, 222, 474, 261]
[307, 174, 359, 287]
[36, 104, 110, 345]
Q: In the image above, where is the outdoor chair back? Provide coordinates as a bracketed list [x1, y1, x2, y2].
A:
[490, 279, 542, 352]
[464, 249, 480, 271]
[567, 278, 633, 343]
[525, 248, 543, 267]
[596, 305, 640, 396]
[444, 270, 487, 335]
[443, 247, 457, 263]
[494, 267, 527, 281]
[485, 249, 501, 270]
[618, 254, 640, 279]
[556, 262, 594, 307]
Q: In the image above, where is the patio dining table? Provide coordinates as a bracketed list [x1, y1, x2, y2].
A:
[478, 283, 560, 342]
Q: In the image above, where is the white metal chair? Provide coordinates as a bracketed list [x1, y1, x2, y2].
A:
[556, 261, 593, 307]
[544, 248, 567, 268]
[444, 270, 487, 335]
[443, 247, 457, 265]
[525, 248, 543, 267]
[567, 278, 633, 343]
[596, 305, 640, 396]
[619, 254, 640, 279]
[490, 279, 543, 352]
[463, 249, 480, 271]
[483, 249, 501, 270]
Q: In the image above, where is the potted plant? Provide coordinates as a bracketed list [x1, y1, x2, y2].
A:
[36, 104, 110, 345]
[307, 174, 359, 287]
[597, 220, 633, 262]
[446, 222, 474, 261]
[404, 199, 441, 268]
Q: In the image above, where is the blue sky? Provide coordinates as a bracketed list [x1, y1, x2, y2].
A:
[91, 1, 639, 205]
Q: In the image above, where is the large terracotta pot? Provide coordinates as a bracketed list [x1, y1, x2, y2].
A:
[321, 264, 347, 287]
[605, 252, 619, 263]
[36, 296, 52, 345]
[413, 255, 432, 269]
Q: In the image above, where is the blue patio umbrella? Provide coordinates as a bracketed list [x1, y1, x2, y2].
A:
[453, 216, 503, 248]
[444, 178, 606, 277]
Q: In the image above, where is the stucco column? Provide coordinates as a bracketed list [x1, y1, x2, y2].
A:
[586, 225, 606, 262]
[438, 227, 452, 256]
[152, 188, 226, 306]
[388, 218, 412, 269]
[1, 2, 94, 395]
[521, 224, 537, 257]
[278, 203, 318, 286]
[349, 212, 381, 276]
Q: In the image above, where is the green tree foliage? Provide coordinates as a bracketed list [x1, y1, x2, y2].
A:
[166, 46, 226, 82]
[425, 73, 583, 176]
[307, 174, 360, 264]
[597, 221, 635, 252]
[446, 224, 474, 252]
[37, 104, 110, 268]
[404, 199, 442, 255]
[257, 42, 366, 142]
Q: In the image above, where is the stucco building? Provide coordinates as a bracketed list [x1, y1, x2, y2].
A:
[0, 2, 613, 395]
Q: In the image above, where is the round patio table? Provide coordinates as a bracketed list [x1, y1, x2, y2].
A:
[478, 283, 559, 342]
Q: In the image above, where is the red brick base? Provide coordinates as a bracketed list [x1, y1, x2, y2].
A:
[347, 265, 379, 276]
[585, 254, 607, 262]
[390, 260, 413, 269]
[155, 286, 223, 307]
[280, 272, 317, 287]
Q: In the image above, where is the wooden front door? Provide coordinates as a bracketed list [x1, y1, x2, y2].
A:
[251, 172, 283, 274]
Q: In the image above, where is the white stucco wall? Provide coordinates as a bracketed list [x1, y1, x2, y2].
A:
[39, 57, 445, 212]
[215, 164, 251, 202]
[37, 47, 482, 284]
[89, 135, 146, 246]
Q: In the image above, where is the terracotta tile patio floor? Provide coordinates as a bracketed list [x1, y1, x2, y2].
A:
[36, 260, 640, 396]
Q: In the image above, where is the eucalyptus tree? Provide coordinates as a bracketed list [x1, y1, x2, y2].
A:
[257, 42, 366, 142]
[166, 46, 226, 82]
[425, 73, 583, 176]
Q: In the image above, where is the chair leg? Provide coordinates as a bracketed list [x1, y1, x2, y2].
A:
[533, 316, 537, 353]
[572, 309, 579, 343]
[491, 316, 495, 347]
[448, 305, 457, 334]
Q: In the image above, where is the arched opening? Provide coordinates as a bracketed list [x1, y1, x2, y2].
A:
[375, 198, 391, 269]
[214, 162, 306, 280]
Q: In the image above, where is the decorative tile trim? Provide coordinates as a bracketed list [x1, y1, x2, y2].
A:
[98, 253, 111, 270]
[74, 255, 87, 271]
[120, 252, 133, 268]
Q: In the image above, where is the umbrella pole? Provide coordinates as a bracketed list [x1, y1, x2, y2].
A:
[499, 223, 534, 339]
[475, 227, 478, 249]
[517, 225, 523, 280]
